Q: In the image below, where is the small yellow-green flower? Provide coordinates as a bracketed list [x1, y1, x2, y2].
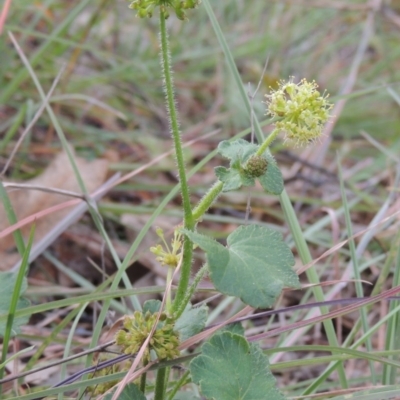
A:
[115, 311, 180, 362]
[127, 0, 200, 20]
[265, 78, 333, 146]
[150, 227, 183, 268]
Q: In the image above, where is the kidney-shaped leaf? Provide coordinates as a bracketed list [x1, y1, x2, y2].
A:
[175, 302, 208, 341]
[182, 225, 300, 308]
[190, 331, 286, 400]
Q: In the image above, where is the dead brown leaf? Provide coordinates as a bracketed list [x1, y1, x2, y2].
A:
[0, 150, 109, 270]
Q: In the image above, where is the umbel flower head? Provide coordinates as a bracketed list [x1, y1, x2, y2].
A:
[115, 311, 180, 362]
[265, 78, 333, 146]
[127, 0, 200, 20]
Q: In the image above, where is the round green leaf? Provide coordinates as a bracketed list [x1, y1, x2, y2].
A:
[214, 166, 242, 192]
[190, 331, 286, 400]
[258, 154, 284, 195]
[182, 225, 300, 308]
[175, 303, 208, 341]
[174, 393, 201, 400]
[217, 139, 257, 163]
[143, 299, 161, 314]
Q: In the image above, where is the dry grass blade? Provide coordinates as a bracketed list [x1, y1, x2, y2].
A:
[290, 384, 388, 399]
[297, 207, 400, 276]
[0, 129, 220, 242]
[1, 65, 65, 176]
[310, 0, 382, 167]
[249, 284, 400, 342]
[10, 173, 120, 272]
[179, 306, 254, 351]
[2, 183, 84, 199]
[0, 340, 116, 385]
[0, 0, 11, 35]
[267, 0, 378, 10]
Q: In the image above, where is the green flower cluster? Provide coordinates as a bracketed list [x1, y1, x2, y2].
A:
[265, 78, 333, 146]
[115, 311, 180, 361]
[150, 227, 183, 268]
[127, 0, 200, 19]
[244, 155, 268, 178]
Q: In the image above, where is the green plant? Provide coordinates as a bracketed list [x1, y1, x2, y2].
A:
[104, 1, 333, 399]
[3, 1, 399, 400]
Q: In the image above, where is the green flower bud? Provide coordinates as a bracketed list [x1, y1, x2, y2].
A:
[244, 155, 268, 178]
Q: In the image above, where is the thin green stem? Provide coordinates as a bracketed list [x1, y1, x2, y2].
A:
[173, 238, 194, 311]
[167, 370, 190, 400]
[280, 190, 348, 389]
[154, 366, 167, 400]
[166, 266, 173, 313]
[0, 226, 33, 390]
[383, 235, 400, 384]
[192, 181, 223, 222]
[159, 12, 193, 228]
[159, 11, 195, 313]
[139, 362, 147, 393]
[174, 263, 209, 320]
[256, 128, 280, 156]
[0, 182, 25, 256]
[338, 160, 376, 382]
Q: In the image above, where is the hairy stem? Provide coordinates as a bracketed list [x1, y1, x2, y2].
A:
[159, 11, 194, 311]
[159, 13, 192, 226]
[173, 238, 194, 311]
[174, 263, 209, 320]
[139, 364, 147, 393]
[154, 366, 168, 400]
[166, 266, 173, 313]
[256, 128, 280, 156]
[192, 180, 223, 222]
